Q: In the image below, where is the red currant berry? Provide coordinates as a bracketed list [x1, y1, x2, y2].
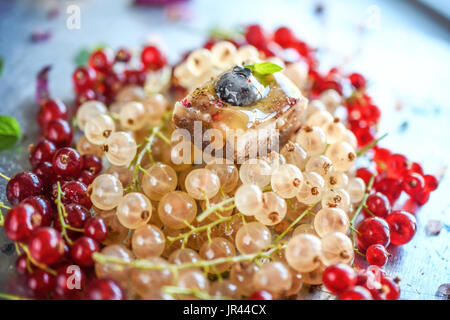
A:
[75, 88, 97, 107]
[356, 167, 376, 185]
[366, 244, 389, 267]
[412, 189, 430, 205]
[363, 192, 391, 218]
[81, 154, 102, 175]
[385, 210, 417, 245]
[70, 236, 99, 267]
[374, 177, 402, 204]
[123, 69, 147, 86]
[249, 290, 273, 300]
[292, 40, 310, 57]
[32, 161, 54, 185]
[6, 171, 43, 205]
[52, 147, 82, 177]
[53, 264, 86, 299]
[43, 119, 73, 148]
[115, 48, 132, 63]
[72, 66, 96, 93]
[323, 264, 357, 295]
[273, 26, 296, 47]
[4, 204, 42, 241]
[88, 49, 113, 72]
[338, 286, 372, 300]
[386, 153, 408, 179]
[27, 269, 54, 297]
[356, 217, 390, 251]
[380, 276, 400, 300]
[141, 45, 166, 70]
[402, 172, 424, 197]
[84, 278, 125, 300]
[21, 196, 53, 226]
[348, 73, 366, 90]
[409, 162, 423, 175]
[16, 253, 30, 275]
[29, 140, 57, 167]
[59, 181, 92, 209]
[54, 203, 89, 239]
[37, 99, 68, 129]
[28, 227, 65, 265]
[423, 174, 438, 192]
[84, 216, 108, 243]
[245, 24, 267, 48]
[77, 170, 96, 186]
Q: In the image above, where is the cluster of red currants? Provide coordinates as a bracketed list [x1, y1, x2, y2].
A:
[2, 97, 123, 299]
[72, 45, 166, 107]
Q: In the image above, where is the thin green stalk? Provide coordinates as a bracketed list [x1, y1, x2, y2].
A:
[196, 197, 235, 222]
[356, 133, 388, 157]
[0, 173, 10, 181]
[0, 293, 32, 300]
[350, 175, 376, 239]
[55, 182, 84, 245]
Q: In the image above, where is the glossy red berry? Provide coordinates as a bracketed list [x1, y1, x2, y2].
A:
[374, 177, 402, 204]
[141, 45, 166, 70]
[28, 227, 65, 265]
[81, 154, 102, 175]
[380, 276, 400, 300]
[409, 162, 423, 175]
[366, 244, 389, 267]
[59, 181, 92, 209]
[70, 236, 100, 267]
[4, 204, 42, 241]
[32, 161, 56, 187]
[356, 167, 375, 185]
[54, 203, 89, 239]
[29, 140, 57, 166]
[52, 147, 82, 177]
[6, 171, 43, 205]
[88, 49, 113, 72]
[72, 66, 96, 93]
[423, 174, 438, 192]
[249, 290, 273, 300]
[386, 153, 408, 179]
[245, 24, 267, 48]
[338, 286, 372, 300]
[363, 192, 391, 218]
[21, 196, 53, 226]
[16, 253, 30, 275]
[115, 48, 132, 63]
[43, 119, 73, 148]
[75, 88, 97, 107]
[84, 216, 108, 243]
[84, 278, 125, 300]
[386, 210, 417, 245]
[37, 99, 68, 129]
[273, 26, 295, 47]
[77, 170, 95, 186]
[53, 264, 86, 299]
[323, 264, 357, 295]
[348, 73, 366, 90]
[356, 217, 390, 251]
[402, 172, 424, 197]
[27, 269, 54, 297]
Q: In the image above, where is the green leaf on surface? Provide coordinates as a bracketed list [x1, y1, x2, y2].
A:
[0, 57, 4, 76]
[74, 43, 108, 66]
[0, 115, 21, 151]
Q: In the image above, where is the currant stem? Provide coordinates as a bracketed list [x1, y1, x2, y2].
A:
[93, 243, 285, 271]
[20, 244, 57, 276]
[356, 132, 388, 157]
[273, 202, 318, 244]
[354, 248, 366, 257]
[350, 174, 376, 238]
[0, 202, 11, 210]
[162, 286, 226, 300]
[55, 182, 84, 246]
[0, 292, 32, 300]
[196, 197, 235, 222]
[0, 173, 11, 181]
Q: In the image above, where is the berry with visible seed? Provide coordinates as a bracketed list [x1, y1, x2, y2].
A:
[366, 244, 389, 267]
[88, 49, 113, 72]
[72, 66, 96, 94]
[4, 204, 42, 241]
[52, 147, 83, 177]
[81, 154, 102, 175]
[21, 196, 53, 226]
[363, 192, 391, 218]
[356, 217, 390, 251]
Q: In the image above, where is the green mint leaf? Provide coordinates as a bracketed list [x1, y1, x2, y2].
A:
[244, 62, 283, 77]
[0, 115, 21, 151]
[0, 57, 4, 76]
[74, 48, 90, 66]
[208, 25, 244, 40]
